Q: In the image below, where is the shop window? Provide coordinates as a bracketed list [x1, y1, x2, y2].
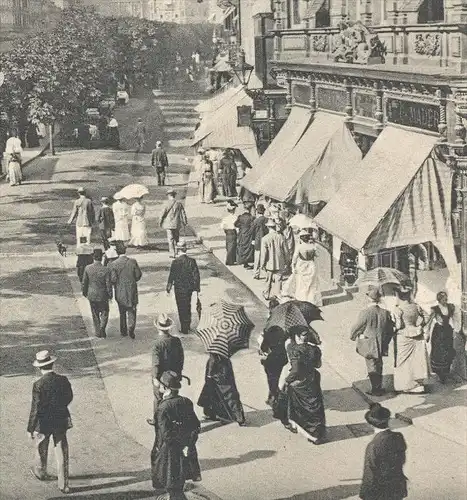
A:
[418, 0, 444, 23]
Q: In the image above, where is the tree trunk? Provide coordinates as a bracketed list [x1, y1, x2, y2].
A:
[49, 123, 55, 156]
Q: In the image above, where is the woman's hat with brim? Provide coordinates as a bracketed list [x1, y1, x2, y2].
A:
[366, 287, 382, 302]
[167, 188, 176, 195]
[33, 350, 57, 368]
[299, 229, 311, 238]
[155, 313, 173, 330]
[177, 239, 187, 250]
[365, 403, 391, 428]
[266, 218, 276, 227]
[160, 370, 181, 390]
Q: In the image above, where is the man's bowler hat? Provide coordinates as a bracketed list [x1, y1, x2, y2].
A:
[160, 370, 181, 390]
[365, 403, 391, 429]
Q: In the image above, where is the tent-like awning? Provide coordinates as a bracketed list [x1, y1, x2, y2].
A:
[191, 87, 249, 146]
[314, 126, 453, 258]
[195, 85, 242, 116]
[257, 112, 346, 201]
[192, 90, 259, 166]
[240, 106, 312, 193]
[293, 121, 362, 205]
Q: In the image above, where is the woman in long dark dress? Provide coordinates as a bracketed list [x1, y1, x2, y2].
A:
[234, 202, 255, 269]
[197, 353, 246, 426]
[274, 327, 326, 444]
[220, 201, 238, 266]
[428, 291, 458, 383]
[220, 149, 238, 198]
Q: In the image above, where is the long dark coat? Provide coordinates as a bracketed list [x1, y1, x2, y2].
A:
[234, 212, 255, 265]
[197, 354, 245, 423]
[151, 394, 201, 491]
[360, 429, 408, 500]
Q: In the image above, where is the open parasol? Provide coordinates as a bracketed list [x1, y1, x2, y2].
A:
[196, 301, 254, 358]
[264, 300, 323, 333]
[360, 267, 411, 287]
[115, 183, 149, 200]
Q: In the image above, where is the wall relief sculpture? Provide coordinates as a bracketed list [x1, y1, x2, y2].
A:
[414, 34, 441, 57]
[312, 35, 328, 52]
[332, 21, 387, 64]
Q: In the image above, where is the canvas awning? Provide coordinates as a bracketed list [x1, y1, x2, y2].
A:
[195, 85, 242, 115]
[314, 126, 453, 256]
[193, 91, 259, 166]
[191, 87, 249, 146]
[240, 106, 312, 193]
[257, 112, 346, 201]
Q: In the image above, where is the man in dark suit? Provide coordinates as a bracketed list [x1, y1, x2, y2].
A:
[360, 403, 408, 500]
[147, 313, 184, 426]
[109, 243, 142, 339]
[27, 350, 73, 494]
[98, 197, 115, 250]
[166, 240, 200, 334]
[82, 248, 112, 338]
[251, 203, 268, 280]
[350, 288, 394, 396]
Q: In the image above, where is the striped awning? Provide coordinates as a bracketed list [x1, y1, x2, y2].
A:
[240, 106, 312, 193]
[257, 112, 345, 201]
[315, 126, 448, 253]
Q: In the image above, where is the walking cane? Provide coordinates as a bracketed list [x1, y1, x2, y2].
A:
[181, 375, 191, 386]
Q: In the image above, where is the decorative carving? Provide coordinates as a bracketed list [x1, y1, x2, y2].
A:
[312, 35, 328, 52]
[332, 21, 387, 65]
[414, 34, 441, 57]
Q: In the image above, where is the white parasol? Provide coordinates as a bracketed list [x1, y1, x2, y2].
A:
[289, 213, 317, 229]
[114, 184, 149, 200]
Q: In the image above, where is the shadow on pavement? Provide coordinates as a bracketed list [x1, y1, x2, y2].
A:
[274, 482, 360, 500]
[199, 450, 276, 472]
[51, 491, 154, 500]
[68, 468, 150, 494]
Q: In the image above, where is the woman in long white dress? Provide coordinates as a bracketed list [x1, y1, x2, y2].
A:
[289, 230, 322, 307]
[129, 197, 149, 248]
[7, 153, 23, 186]
[112, 197, 130, 242]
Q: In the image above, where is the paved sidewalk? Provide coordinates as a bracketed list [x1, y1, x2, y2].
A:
[183, 171, 467, 447]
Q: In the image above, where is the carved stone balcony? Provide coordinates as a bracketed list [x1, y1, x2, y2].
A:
[272, 22, 467, 74]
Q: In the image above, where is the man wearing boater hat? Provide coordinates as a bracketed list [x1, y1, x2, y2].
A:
[360, 403, 408, 500]
[147, 313, 184, 426]
[159, 188, 188, 259]
[27, 350, 73, 494]
[150, 371, 201, 499]
[350, 287, 394, 396]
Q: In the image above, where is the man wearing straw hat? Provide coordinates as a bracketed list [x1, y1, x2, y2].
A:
[27, 350, 73, 494]
[67, 187, 95, 245]
[150, 371, 201, 498]
[360, 403, 408, 500]
[260, 218, 288, 300]
[147, 313, 184, 426]
[160, 189, 188, 259]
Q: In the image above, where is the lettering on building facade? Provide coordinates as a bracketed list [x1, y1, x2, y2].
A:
[354, 92, 377, 119]
[386, 98, 440, 132]
[317, 87, 347, 112]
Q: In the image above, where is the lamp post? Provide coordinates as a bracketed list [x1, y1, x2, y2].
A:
[229, 48, 254, 87]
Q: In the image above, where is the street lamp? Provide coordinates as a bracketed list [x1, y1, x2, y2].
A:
[230, 49, 254, 87]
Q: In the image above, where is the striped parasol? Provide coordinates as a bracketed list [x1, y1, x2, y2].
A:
[196, 301, 254, 358]
[360, 267, 411, 287]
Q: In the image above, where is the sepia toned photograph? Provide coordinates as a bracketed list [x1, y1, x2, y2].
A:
[0, 0, 466, 498]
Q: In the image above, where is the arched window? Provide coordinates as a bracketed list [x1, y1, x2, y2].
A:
[418, 0, 444, 23]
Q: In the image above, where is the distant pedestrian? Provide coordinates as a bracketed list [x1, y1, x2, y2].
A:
[5, 128, 23, 163]
[7, 152, 22, 186]
[27, 350, 73, 495]
[67, 187, 95, 245]
[82, 248, 112, 338]
[220, 200, 238, 266]
[151, 371, 201, 498]
[128, 196, 149, 248]
[251, 203, 268, 279]
[76, 240, 94, 283]
[360, 403, 408, 500]
[26, 122, 40, 148]
[98, 115, 108, 146]
[109, 243, 142, 339]
[107, 116, 120, 149]
[235, 202, 255, 269]
[112, 196, 130, 242]
[159, 189, 187, 258]
[135, 118, 146, 152]
[147, 314, 184, 425]
[151, 141, 169, 186]
[98, 197, 115, 250]
[350, 288, 395, 396]
[219, 149, 237, 198]
[198, 353, 246, 426]
[260, 219, 288, 300]
[166, 240, 200, 335]
[198, 156, 216, 203]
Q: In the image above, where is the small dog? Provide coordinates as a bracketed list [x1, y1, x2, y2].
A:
[56, 241, 67, 257]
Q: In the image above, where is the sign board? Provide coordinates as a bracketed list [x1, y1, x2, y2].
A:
[386, 98, 440, 132]
[254, 109, 268, 119]
[317, 87, 347, 113]
[354, 92, 377, 119]
[237, 105, 252, 127]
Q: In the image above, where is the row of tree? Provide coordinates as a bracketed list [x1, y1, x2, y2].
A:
[0, 7, 213, 131]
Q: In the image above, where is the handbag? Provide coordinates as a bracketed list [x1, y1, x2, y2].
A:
[356, 336, 378, 360]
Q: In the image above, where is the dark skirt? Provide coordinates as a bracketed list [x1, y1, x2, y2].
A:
[430, 324, 455, 376]
[198, 379, 245, 424]
[236, 232, 254, 264]
[108, 127, 120, 148]
[225, 230, 237, 266]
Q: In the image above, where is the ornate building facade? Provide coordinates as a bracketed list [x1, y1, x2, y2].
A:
[153, 0, 209, 23]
